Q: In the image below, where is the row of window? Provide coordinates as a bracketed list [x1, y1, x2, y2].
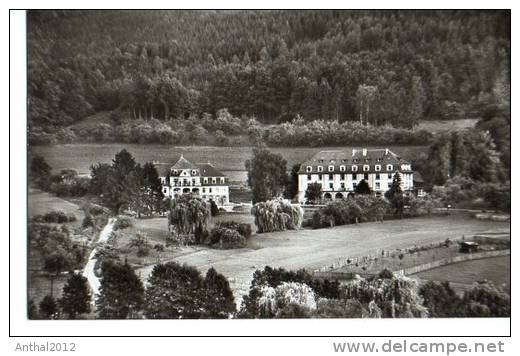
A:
[307, 173, 396, 181]
[163, 186, 227, 194]
[306, 164, 397, 173]
[165, 177, 226, 185]
[323, 181, 394, 190]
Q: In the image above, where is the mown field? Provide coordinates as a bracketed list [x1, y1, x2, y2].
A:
[32, 144, 429, 183]
[413, 255, 510, 292]
[28, 188, 85, 226]
[135, 214, 510, 303]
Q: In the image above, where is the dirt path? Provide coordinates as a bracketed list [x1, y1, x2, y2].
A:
[83, 218, 116, 300]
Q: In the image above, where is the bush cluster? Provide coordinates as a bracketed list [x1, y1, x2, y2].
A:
[113, 216, 133, 231]
[46, 169, 90, 198]
[206, 220, 252, 249]
[251, 199, 303, 233]
[216, 221, 252, 239]
[311, 196, 389, 229]
[32, 210, 77, 224]
[207, 227, 245, 249]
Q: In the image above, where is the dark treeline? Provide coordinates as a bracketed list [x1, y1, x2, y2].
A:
[29, 10, 510, 133]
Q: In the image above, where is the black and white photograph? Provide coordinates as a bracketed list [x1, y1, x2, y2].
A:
[8, 5, 515, 348]
[23, 8, 511, 322]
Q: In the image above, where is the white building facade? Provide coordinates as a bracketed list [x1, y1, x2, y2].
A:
[158, 155, 229, 205]
[297, 148, 416, 203]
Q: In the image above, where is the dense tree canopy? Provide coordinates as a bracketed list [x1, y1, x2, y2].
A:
[28, 10, 510, 137]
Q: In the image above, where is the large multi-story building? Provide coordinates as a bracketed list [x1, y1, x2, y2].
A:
[297, 148, 419, 203]
[157, 155, 229, 205]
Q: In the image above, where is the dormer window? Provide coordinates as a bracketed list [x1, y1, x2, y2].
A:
[339, 165, 346, 172]
[375, 165, 381, 171]
[317, 166, 323, 172]
[353, 159, 359, 163]
[387, 164, 393, 171]
[220, 177, 225, 184]
[306, 166, 312, 173]
[212, 178, 216, 184]
[191, 169, 197, 175]
[363, 165, 369, 171]
[328, 165, 334, 172]
[352, 165, 358, 172]
[204, 178, 208, 184]
[173, 170, 178, 175]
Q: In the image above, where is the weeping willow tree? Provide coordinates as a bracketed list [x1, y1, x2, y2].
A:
[251, 198, 303, 233]
[168, 194, 211, 244]
[343, 272, 429, 318]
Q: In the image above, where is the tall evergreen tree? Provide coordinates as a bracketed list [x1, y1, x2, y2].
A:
[59, 273, 92, 319]
[96, 261, 145, 319]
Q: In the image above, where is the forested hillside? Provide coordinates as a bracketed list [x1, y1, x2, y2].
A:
[28, 10, 510, 137]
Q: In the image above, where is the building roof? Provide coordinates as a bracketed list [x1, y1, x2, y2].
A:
[157, 156, 226, 178]
[196, 163, 226, 177]
[171, 154, 197, 170]
[298, 148, 412, 174]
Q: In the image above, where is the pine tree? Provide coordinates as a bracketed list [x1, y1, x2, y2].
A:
[96, 261, 144, 319]
[59, 273, 92, 319]
[144, 262, 206, 319]
[39, 295, 58, 319]
[203, 267, 236, 318]
[385, 172, 404, 216]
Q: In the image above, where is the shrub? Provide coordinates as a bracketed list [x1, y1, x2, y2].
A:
[314, 298, 366, 318]
[39, 295, 58, 319]
[33, 210, 77, 224]
[251, 199, 303, 233]
[208, 227, 246, 249]
[114, 216, 133, 230]
[153, 243, 165, 252]
[419, 281, 462, 317]
[342, 272, 429, 318]
[217, 221, 252, 239]
[238, 266, 341, 318]
[461, 281, 510, 317]
[255, 282, 317, 318]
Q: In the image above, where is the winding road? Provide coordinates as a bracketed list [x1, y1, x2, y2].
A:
[83, 218, 116, 300]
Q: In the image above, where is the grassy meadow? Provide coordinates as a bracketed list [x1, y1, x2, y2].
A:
[413, 255, 510, 292]
[31, 144, 429, 184]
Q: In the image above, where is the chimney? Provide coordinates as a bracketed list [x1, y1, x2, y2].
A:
[352, 148, 356, 157]
[362, 148, 367, 156]
[385, 148, 389, 155]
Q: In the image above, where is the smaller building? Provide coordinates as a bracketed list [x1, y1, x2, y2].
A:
[459, 241, 479, 253]
[157, 155, 229, 205]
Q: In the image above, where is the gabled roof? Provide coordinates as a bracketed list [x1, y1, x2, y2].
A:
[171, 154, 197, 170]
[156, 155, 226, 178]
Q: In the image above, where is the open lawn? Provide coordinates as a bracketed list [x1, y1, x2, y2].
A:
[135, 214, 509, 303]
[32, 144, 428, 185]
[412, 256, 510, 294]
[28, 188, 85, 226]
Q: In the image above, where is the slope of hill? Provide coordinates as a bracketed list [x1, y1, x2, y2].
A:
[28, 10, 510, 132]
